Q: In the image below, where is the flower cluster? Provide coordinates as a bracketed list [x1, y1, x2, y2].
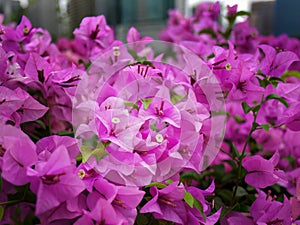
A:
[0, 1, 300, 224]
[161, 1, 300, 224]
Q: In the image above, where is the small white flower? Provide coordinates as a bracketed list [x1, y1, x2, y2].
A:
[155, 134, 164, 143]
[225, 63, 232, 71]
[78, 169, 85, 179]
[111, 117, 121, 124]
[113, 46, 120, 56]
[113, 51, 120, 56]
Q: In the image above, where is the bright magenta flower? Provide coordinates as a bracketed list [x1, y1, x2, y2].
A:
[0, 125, 37, 185]
[140, 182, 186, 224]
[27, 145, 85, 215]
[243, 151, 287, 188]
[259, 44, 299, 77]
[250, 190, 293, 225]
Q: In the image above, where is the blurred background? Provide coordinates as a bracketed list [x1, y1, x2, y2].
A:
[0, 0, 299, 40]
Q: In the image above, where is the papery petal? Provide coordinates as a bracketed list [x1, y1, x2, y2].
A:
[272, 51, 299, 76]
[243, 155, 274, 172]
[245, 171, 278, 188]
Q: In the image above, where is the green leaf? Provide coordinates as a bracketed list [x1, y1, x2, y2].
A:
[23, 212, 40, 225]
[78, 59, 91, 71]
[127, 48, 139, 60]
[226, 140, 240, 159]
[252, 104, 261, 113]
[285, 155, 296, 167]
[206, 53, 215, 60]
[82, 135, 100, 148]
[258, 77, 270, 88]
[165, 179, 173, 184]
[184, 191, 194, 208]
[260, 124, 270, 132]
[211, 110, 230, 117]
[282, 70, 300, 79]
[198, 29, 217, 38]
[180, 171, 200, 182]
[150, 122, 159, 132]
[145, 182, 167, 189]
[194, 199, 206, 221]
[235, 186, 248, 197]
[266, 94, 289, 108]
[252, 122, 260, 130]
[269, 76, 285, 83]
[56, 130, 74, 137]
[234, 115, 246, 124]
[0, 205, 3, 221]
[75, 154, 82, 162]
[140, 60, 154, 67]
[141, 98, 153, 110]
[124, 101, 138, 110]
[217, 189, 232, 203]
[223, 159, 237, 169]
[34, 120, 47, 130]
[241, 102, 251, 114]
[170, 92, 186, 105]
[235, 11, 251, 17]
[80, 142, 108, 163]
[213, 196, 225, 210]
[135, 213, 151, 225]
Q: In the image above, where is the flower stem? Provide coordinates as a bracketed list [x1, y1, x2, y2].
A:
[230, 96, 265, 207]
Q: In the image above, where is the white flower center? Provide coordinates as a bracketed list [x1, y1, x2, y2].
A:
[113, 46, 120, 56]
[112, 117, 121, 124]
[225, 63, 231, 71]
[78, 169, 85, 179]
[155, 134, 164, 143]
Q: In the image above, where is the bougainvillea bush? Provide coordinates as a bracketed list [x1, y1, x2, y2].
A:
[1, 1, 300, 224]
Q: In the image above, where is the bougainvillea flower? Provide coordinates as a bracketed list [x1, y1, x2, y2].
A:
[226, 4, 238, 17]
[13, 87, 48, 124]
[186, 181, 215, 214]
[75, 163, 101, 192]
[250, 190, 292, 225]
[36, 135, 81, 163]
[38, 193, 86, 224]
[2, 2, 300, 224]
[23, 28, 51, 55]
[0, 86, 23, 124]
[140, 181, 186, 224]
[233, 19, 259, 53]
[199, 208, 222, 225]
[24, 52, 52, 85]
[85, 178, 145, 224]
[193, 1, 220, 20]
[93, 145, 156, 186]
[73, 15, 114, 57]
[0, 125, 37, 185]
[126, 27, 153, 52]
[273, 83, 300, 131]
[242, 151, 287, 188]
[85, 198, 120, 225]
[27, 145, 85, 215]
[95, 108, 144, 151]
[259, 44, 299, 77]
[221, 211, 254, 225]
[159, 9, 195, 43]
[0, 202, 36, 225]
[15, 16, 33, 40]
[291, 178, 300, 220]
[139, 97, 181, 128]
